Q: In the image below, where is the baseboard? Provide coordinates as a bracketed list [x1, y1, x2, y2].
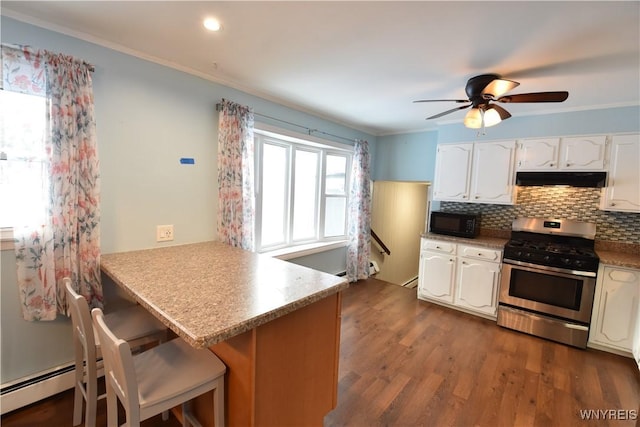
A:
[0, 364, 75, 415]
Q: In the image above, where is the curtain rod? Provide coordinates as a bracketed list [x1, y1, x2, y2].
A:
[1, 43, 94, 72]
[216, 102, 358, 144]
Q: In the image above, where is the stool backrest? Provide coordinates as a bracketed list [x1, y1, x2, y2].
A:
[92, 308, 141, 419]
[65, 279, 97, 376]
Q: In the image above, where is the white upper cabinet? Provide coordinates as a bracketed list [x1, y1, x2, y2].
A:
[433, 143, 473, 201]
[517, 135, 607, 171]
[559, 135, 608, 170]
[517, 138, 560, 170]
[601, 134, 640, 213]
[433, 141, 516, 204]
[470, 141, 516, 204]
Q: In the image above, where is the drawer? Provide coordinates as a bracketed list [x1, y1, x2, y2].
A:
[421, 239, 457, 254]
[459, 245, 502, 262]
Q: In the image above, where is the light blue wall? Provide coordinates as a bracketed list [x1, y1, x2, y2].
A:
[1, 16, 375, 255]
[373, 131, 438, 182]
[437, 106, 640, 144]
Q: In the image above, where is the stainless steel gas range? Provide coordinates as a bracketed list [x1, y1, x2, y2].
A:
[497, 217, 599, 348]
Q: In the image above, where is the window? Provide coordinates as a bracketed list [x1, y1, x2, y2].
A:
[0, 89, 48, 229]
[254, 128, 352, 252]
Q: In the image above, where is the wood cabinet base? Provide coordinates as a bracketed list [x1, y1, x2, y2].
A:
[188, 293, 342, 426]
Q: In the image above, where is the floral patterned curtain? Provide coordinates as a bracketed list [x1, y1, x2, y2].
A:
[347, 139, 371, 282]
[217, 99, 255, 251]
[1, 45, 101, 320]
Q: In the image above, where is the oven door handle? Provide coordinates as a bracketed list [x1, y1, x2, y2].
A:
[563, 323, 588, 331]
[502, 258, 597, 278]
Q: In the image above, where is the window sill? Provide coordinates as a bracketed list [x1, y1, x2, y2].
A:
[262, 240, 348, 261]
[1, 228, 14, 251]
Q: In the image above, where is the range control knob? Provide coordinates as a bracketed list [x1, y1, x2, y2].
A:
[561, 258, 571, 265]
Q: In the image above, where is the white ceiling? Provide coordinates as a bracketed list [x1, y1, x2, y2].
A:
[2, 1, 639, 135]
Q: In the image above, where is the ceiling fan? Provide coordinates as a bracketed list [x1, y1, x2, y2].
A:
[414, 74, 569, 129]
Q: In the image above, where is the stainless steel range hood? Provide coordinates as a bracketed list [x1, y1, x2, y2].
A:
[515, 171, 607, 188]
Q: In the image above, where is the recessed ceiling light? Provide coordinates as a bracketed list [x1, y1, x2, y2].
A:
[203, 18, 221, 32]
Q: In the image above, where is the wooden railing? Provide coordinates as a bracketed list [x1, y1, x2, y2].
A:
[371, 229, 391, 256]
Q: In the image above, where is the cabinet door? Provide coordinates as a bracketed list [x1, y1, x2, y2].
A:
[517, 138, 560, 170]
[559, 135, 607, 170]
[455, 258, 500, 317]
[590, 266, 639, 352]
[418, 251, 455, 304]
[433, 143, 473, 201]
[601, 134, 640, 212]
[470, 141, 516, 204]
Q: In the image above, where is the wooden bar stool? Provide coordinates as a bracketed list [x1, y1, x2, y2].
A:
[64, 278, 167, 427]
[92, 308, 226, 427]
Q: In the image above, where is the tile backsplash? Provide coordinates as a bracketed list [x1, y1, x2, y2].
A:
[441, 187, 640, 244]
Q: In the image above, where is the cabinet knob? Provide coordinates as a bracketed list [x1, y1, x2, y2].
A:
[549, 163, 554, 167]
[478, 253, 483, 256]
[610, 203, 616, 207]
[474, 195, 479, 199]
[462, 261, 467, 265]
[436, 246, 441, 249]
[566, 163, 571, 167]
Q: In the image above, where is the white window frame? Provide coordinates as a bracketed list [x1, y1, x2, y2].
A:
[254, 124, 353, 254]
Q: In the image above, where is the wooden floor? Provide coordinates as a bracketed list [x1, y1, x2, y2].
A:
[2, 278, 639, 426]
[324, 278, 639, 427]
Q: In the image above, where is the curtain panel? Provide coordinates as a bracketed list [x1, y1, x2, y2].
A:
[347, 139, 371, 282]
[216, 99, 255, 251]
[1, 44, 102, 320]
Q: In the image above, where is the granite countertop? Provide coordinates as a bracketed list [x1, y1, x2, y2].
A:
[100, 241, 349, 349]
[595, 249, 640, 270]
[421, 232, 640, 269]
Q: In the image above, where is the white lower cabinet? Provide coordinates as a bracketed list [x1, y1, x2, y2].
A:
[418, 239, 502, 319]
[455, 256, 501, 316]
[589, 264, 639, 355]
[418, 243, 456, 304]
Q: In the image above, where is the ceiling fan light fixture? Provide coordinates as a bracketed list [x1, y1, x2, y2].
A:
[482, 106, 503, 127]
[463, 107, 483, 128]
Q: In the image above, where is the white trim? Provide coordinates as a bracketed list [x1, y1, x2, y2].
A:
[1, 365, 75, 415]
[263, 240, 348, 261]
[1, 228, 14, 250]
[255, 124, 354, 152]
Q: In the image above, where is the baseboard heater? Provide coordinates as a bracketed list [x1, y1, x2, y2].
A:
[0, 363, 75, 415]
[402, 276, 419, 288]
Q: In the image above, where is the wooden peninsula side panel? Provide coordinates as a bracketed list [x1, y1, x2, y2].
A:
[204, 292, 342, 426]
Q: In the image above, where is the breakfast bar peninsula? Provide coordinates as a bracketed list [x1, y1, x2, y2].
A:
[100, 241, 348, 427]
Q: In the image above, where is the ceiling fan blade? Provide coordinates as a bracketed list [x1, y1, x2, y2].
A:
[414, 99, 469, 103]
[426, 104, 471, 120]
[497, 91, 569, 103]
[481, 78, 519, 98]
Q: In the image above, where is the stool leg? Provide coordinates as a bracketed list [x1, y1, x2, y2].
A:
[105, 383, 119, 427]
[85, 373, 97, 427]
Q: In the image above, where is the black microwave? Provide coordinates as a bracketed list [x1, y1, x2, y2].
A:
[429, 211, 479, 238]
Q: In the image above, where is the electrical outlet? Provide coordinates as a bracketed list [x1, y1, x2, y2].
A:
[156, 225, 174, 242]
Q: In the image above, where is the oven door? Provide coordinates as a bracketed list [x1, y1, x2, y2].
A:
[499, 260, 597, 324]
